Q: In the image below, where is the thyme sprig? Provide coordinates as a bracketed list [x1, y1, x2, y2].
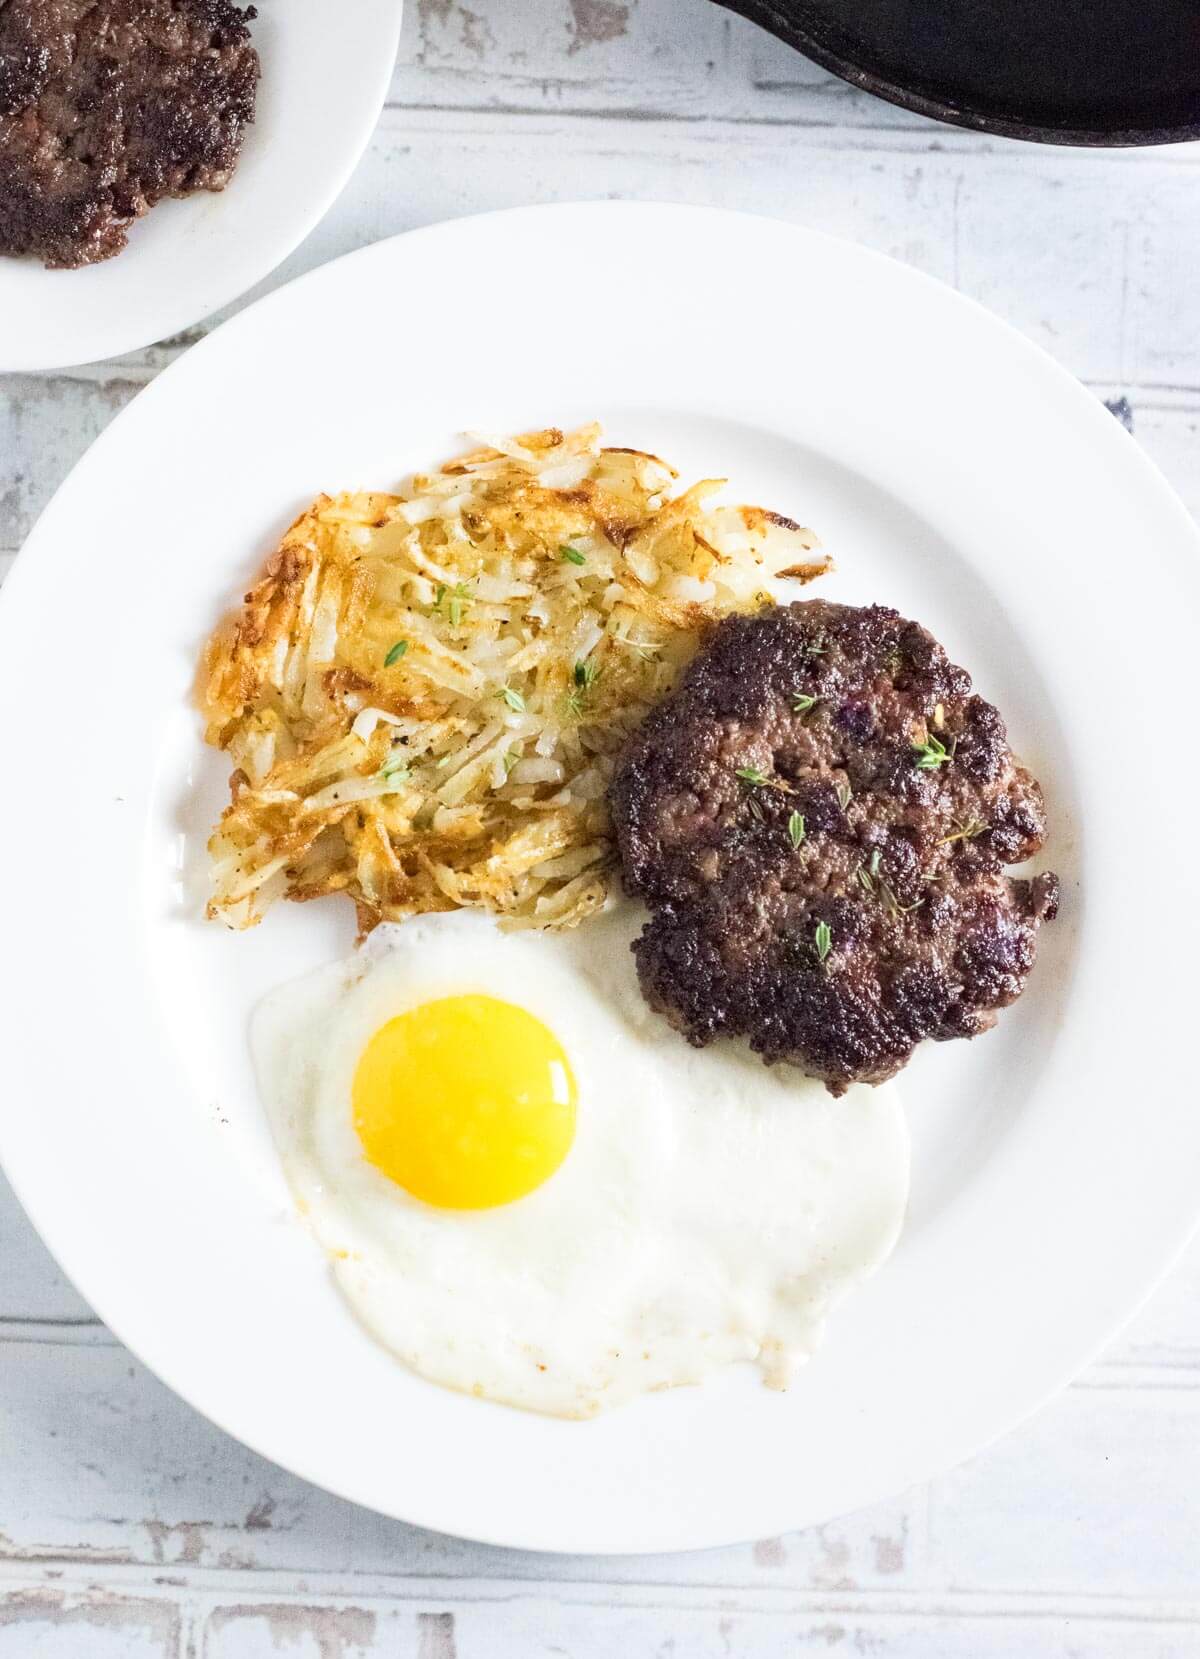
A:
[881, 881, 925, 919]
[736, 764, 794, 798]
[937, 818, 986, 846]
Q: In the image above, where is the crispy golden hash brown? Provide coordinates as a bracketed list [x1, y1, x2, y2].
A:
[200, 425, 829, 933]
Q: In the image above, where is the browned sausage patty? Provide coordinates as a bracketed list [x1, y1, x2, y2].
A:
[609, 599, 1059, 1094]
[0, 0, 258, 269]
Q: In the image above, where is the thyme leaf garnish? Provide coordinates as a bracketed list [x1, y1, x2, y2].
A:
[433, 580, 473, 627]
[912, 732, 953, 770]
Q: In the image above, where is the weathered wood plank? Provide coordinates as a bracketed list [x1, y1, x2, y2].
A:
[195, 1593, 1200, 1658]
[0, 1333, 1198, 1600]
[1123, 396, 1200, 527]
[1, 1577, 1198, 1658]
[0, 375, 144, 552]
[386, 0, 1198, 170]
[391, 0, 753, 121]
[1132, 182, 1200, 389]
[930, 1386, 1200, 1598]
[0, 1587, 180, 1658]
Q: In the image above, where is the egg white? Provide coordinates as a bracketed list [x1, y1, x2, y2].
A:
[251, 906, 910, 1418]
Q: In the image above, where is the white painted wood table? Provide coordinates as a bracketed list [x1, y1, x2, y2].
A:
[3, 3, 1199, 1652]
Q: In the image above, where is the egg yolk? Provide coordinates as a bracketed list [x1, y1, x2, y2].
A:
[351, 995, 577, 1210]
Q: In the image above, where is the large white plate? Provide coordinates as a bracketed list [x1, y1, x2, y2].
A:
[0, 0, 403, 371]
[1, 203, 1198, 1554]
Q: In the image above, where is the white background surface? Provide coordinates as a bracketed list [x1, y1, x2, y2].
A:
[1, 1, 1198, 1652]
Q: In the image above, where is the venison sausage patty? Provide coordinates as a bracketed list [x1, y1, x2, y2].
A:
[609, 599, 1059, 1094]
[0, 0, 258, 268]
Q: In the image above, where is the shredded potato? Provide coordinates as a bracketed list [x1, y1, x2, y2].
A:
[200, 425, 829, 933]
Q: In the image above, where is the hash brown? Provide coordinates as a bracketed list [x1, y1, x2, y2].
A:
[201, 425, 828, 934]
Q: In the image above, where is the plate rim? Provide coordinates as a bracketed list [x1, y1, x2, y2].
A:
[3, 201, 1200, 1554]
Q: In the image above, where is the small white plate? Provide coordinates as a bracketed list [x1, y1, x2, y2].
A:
[0, 0, 404, 371]
[1, 203, 1198, 1554]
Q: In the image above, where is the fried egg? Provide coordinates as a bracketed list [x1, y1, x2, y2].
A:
[251, 907, 909, 1418]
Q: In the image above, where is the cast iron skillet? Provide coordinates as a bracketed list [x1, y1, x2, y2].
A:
[713, 0, 1200, 145]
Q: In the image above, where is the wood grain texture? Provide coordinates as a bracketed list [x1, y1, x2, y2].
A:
[1, 1, 1198, 1651]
